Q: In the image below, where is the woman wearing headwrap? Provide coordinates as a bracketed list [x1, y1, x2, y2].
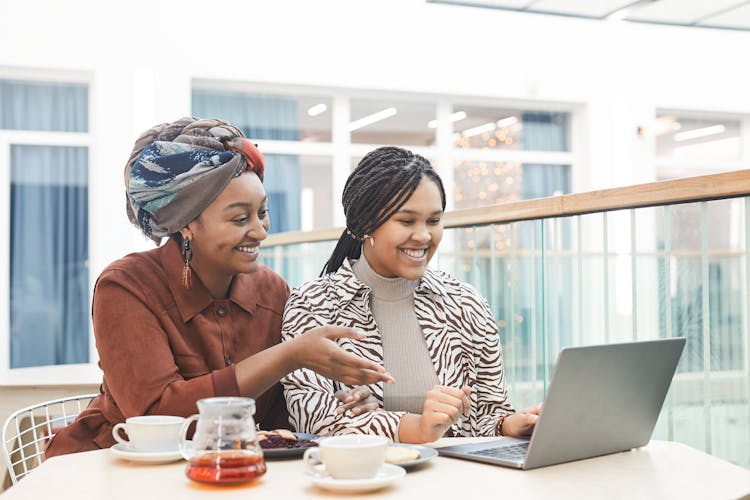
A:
[46, 117, 392, 457]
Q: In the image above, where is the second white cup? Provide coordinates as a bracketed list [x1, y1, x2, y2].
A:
[303, 435, 389, 480]
[112, 415, 185, 452]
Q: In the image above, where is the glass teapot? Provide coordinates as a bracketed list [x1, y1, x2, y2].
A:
[179, 397, 265, 484]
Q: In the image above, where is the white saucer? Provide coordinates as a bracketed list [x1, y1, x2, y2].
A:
[110, 443, 184, 464]
[309, 463, 406, 493]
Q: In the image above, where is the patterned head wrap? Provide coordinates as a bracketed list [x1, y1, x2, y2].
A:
[124, 117, 265, 244]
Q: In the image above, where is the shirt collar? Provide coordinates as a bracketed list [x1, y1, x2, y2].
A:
[416, 266, 446, 296]
[161, 238, 258, 322]
[330, 259, 369, 309]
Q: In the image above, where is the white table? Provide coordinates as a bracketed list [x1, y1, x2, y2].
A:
[2, 439, 749, 499]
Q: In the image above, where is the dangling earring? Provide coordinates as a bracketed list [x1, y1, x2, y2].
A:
[181, 237, 193, 289]
[364, 235, 375, 247]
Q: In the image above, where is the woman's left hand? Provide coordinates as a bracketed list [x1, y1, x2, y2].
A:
[502, 402, 542, 437]
[335, 386, 379, 416]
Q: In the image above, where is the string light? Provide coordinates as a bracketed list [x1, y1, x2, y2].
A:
[453, 116, 524, 258]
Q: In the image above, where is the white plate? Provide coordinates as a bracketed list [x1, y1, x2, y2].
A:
[386, 443, 438, 468]
[309, 463, 405, 493]
[110, 443, 184, 464]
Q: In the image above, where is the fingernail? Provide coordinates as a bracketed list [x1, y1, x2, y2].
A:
[345, 396, 354, 403]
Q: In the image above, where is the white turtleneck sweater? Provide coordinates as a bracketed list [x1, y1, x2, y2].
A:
[352, 256, 440, 414]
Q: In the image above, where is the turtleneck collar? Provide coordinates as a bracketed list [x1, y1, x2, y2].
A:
[352, 253, 419, 302]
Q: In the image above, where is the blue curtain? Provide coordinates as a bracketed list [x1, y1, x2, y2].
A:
[10, 145, 89, 368]
[192, 90, 301, 234]
[0, 80, 88, 132]
[520, 111, 569, 152]
[2, 79, 89, 368]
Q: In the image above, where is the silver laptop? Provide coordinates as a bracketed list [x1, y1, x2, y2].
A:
[438, 338, 686, 470]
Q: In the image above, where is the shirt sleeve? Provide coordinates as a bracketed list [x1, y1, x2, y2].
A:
[93, 271, 239, 419]
[280, 288, 405, 441]
[463, 288, 515, 436]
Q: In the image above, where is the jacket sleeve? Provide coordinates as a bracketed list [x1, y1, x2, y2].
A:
[280, 288, 405, 441]
[93, 270, 239, 419]
[462, 287, 515, 436]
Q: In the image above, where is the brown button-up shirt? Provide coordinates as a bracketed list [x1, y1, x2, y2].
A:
[46, 238, 291, 457]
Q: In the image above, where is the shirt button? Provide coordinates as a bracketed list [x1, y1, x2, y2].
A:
[217, 306, 227, 317]
[225, 355, 232, 366]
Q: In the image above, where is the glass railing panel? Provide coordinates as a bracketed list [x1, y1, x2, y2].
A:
[576, 212, 608, 345]
[261, 191, 750, 468]
[501, 220, 546, 406]
[261, 240, 336, 289]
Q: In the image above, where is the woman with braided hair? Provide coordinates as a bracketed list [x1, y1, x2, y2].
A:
[45, 117, 392, 457]
[281, 146, 541, 444]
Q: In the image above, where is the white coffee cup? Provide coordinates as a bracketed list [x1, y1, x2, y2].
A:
[303, 435, 389, 480]
[112, 415, 185, 452]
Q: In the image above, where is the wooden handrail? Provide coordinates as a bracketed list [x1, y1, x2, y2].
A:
[264, 169, 750, 248]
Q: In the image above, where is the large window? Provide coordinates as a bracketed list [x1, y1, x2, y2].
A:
[1, 79, 90, 371]
[193, 84, 575, 235]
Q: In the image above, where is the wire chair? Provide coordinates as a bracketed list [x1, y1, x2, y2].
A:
[2, 393, 98, 485]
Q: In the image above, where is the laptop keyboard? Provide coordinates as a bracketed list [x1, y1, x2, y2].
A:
[469, 442, 529, 460]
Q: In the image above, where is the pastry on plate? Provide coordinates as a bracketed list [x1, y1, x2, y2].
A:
[385, 445, 420, 463]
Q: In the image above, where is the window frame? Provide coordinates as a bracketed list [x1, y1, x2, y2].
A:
[0, 71, 99, 386]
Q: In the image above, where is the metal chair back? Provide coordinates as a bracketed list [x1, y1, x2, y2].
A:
[2, 393, 98, 484]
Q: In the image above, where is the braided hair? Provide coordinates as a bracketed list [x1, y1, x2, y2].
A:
[321, 146, 446, 276]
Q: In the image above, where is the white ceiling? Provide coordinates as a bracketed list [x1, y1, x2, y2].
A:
[429, 0, 750, 31]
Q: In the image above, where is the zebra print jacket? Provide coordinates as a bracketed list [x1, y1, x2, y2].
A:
[280, 259, 515, 441]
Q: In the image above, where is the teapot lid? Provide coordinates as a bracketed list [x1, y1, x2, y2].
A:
[196, 397, 256, 415]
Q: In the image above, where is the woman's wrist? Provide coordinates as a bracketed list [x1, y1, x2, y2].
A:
[397, 413, 419, 443]
[495, 412, 515, 436]
[282, 336, 304, 372]
[495, 414, 507, 436]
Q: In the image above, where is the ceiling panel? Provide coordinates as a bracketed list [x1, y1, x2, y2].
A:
[457, 0, 533, 8]
[531, 0, 634, 18]
[429, 0, 750, 31]
[700, 3, 750, 29]
[628, 0, 746, 25]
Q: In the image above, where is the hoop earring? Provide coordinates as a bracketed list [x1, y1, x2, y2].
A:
[181, 237, 193, 289]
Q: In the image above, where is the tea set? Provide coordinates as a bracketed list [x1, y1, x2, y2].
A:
[109, 396, 430, 492]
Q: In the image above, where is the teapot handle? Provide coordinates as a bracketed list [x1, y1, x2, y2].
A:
[178, 414, 199, 460]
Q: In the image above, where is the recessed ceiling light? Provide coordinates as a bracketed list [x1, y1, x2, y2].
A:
[428, 111, 468, 129]
[348, 107, 398, 132]
[496, 116, 518, 128]
[462, 122, 496, 137]
[450, 111, 467, 122]
[674, 124, 726, 142]
[307, 103, 327, 116]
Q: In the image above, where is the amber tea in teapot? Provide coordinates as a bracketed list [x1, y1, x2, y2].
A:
[179, 397, 265, 484]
